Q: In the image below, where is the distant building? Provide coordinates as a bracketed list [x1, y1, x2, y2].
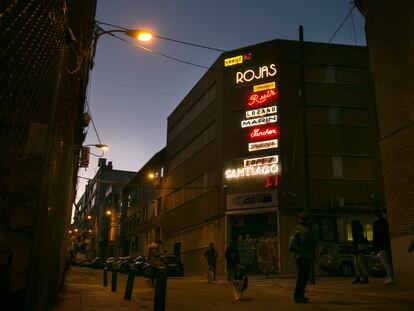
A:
[74, 159, 135, 259]
[355, 0, 414, 285]
[120, 148, 166, 257]
[161, 39, 383, 275]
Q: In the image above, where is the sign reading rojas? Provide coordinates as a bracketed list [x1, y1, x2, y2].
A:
[241, 115, 277, 128]
[236, 64, 277, 84]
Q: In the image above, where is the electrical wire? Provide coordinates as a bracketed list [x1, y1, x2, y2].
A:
[95, 20, 227, 52]
[108, 31, 211, 69]
[85, 96, 103, 145]
[308, 4, 357, 66]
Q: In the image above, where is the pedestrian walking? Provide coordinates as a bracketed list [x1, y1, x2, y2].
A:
[225, 240, 239, 281]
[373, 211, 394, 284]
[147, 238, 162, 286]
[204, 242, 218, 281]
[230, 263, 248, 301]
[289, 213, 316, 303]
[351, 220, 369, 284]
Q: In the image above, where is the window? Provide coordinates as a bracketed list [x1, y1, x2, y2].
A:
[166, 169, 215, 211]
[325, 66, 335, 83]
[169, 122, 216, 171]
[312, 216, 337, 241]
[168, 83, 216, 142]
[332, 156, 343, 178]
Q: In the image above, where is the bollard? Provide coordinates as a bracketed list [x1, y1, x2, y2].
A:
[103, 267, 108, 287]
[111, 269, 117, 292]
[124, 270, 135, 300]
[154, 267, 167, 311]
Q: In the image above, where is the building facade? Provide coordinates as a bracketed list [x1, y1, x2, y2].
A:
[0, 1, 97, 310]
[119, 148, 166, 257]
[74, 159, 135, 259]
[161, 39, 383, 275]
[355, 0, 414, 285]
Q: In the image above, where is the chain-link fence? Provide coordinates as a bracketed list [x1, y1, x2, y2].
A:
[0, 1, 96, 310]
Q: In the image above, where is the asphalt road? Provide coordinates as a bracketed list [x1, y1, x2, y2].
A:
[53, 266, 414, 311]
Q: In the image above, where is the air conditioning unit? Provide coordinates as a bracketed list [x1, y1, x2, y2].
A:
[330, 197, 345, 207]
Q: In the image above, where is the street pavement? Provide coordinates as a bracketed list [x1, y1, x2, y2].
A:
[53, 266, 414, 311]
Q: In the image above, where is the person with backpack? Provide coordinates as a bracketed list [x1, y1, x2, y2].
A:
[204, 242, 218, 281]
[351, 220, 369, 284]
[225, 240, 239, 281]
[289, 213, 316, 303]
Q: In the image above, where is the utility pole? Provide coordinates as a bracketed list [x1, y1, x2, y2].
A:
[299, 25, 315, 285]
[299, 25, 311, 215]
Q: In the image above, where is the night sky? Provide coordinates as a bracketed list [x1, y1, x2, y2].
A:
[76, 0, 365, 214]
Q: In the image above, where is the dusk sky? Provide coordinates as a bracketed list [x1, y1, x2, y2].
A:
[76, 0, 366, 206]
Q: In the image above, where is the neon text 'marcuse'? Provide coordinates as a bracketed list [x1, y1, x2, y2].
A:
[236, 64, 277, 84]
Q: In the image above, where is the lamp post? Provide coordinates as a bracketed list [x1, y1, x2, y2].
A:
[79, 144, 109, 167]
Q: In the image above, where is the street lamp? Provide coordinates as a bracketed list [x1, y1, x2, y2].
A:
[94, 21, 225, 52]
[79, 144, 109, 167]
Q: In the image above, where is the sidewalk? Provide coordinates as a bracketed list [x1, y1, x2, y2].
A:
[250, 275, 414, 305]
[53, 266, 414, 311]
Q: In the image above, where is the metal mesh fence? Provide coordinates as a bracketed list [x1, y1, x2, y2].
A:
[0, 1, 96, 310]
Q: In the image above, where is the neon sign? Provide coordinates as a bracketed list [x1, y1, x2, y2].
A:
[265, 175, 279, 187]
[241, 115, 277, 128]
[225, 164, 279, 179]
[248, 139, 278, 152]
[236, 64, 277, 84]
[246, 106, 277, 118]
[248, 89, 278, 107]
[253, 82, 275, 92]
[244, 155, 278, 167]
[225, 55, 243, 67]
[249, 127, 278, 140]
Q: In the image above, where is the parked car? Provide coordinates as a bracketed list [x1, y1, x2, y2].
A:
[130, 256, 148, 276]
[91, 257, 105, 269]
[105, 257, 117, 270]
[114, 257, 135, 274]
[143, 254, 184, 278]
[319, 242, 386, 277]
[160, 254, 184, 277]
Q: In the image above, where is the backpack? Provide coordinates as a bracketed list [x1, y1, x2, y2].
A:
[289, 230, 301, 255]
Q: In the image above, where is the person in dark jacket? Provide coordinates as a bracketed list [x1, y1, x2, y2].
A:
[204, 242, 218, 281]
[351, 220, 369, 284]
[291, 213, 316, 303]
[373, 212, 394, 284]
[225, 240, 239, 281]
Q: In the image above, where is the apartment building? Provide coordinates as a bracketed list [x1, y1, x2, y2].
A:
[161, 39, 383, 275]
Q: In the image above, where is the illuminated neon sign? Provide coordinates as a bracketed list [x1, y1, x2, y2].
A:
[241, 115, 277, 128]
[225, 55, 243, 67]
[248, 90, 278, 107]
[249, 127, 278, 140]
[225, 164, 279, 179]
[248, 139, 278, 152]
[236, 64, 277, 84]
[253, 82, 275, 92]
[265, 175, 279, 187]
[246, 106, 277, 118]
[244, 155, 278, 167]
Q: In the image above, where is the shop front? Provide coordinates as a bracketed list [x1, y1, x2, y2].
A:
[225, 190, 279, 275]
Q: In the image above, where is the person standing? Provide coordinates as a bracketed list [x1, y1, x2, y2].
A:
[351, 220, 369, 284]
[373, 212, 394, 284]
[147, 238, 162, 286]
[290, 213, 316, 303]
[204, 242, 218, 281]
[225, 240, 239, 281]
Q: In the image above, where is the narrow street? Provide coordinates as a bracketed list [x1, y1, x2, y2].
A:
[53, 266, 414, 311]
